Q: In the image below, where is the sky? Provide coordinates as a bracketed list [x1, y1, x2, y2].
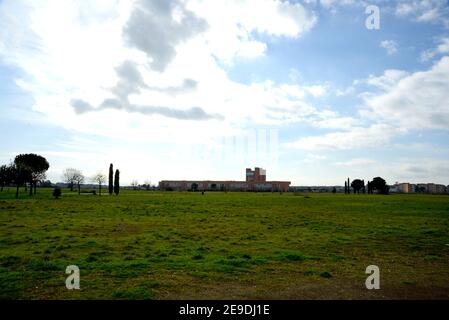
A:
[0, 0, 449, 186]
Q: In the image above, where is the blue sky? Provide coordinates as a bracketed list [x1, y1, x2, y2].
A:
[1, 0, 449, 186]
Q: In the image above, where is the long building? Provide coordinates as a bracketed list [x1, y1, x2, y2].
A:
[159, 167, 291, 192]
[391, 182, 447, 194]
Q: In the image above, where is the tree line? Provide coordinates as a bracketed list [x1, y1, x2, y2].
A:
[344, 177, 389, 195]
[0, 154, 121, 198]
[61, 163, 120, 197]
[0, 153, 49, 198]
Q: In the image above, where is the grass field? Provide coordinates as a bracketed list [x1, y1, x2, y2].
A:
[0, 188, 448, 299]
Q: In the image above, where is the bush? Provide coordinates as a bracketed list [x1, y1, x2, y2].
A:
[52, 187, 61, 199]
[320, 271, 332, 278]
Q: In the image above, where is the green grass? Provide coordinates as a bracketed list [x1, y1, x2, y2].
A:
[0, 188, 449, 299]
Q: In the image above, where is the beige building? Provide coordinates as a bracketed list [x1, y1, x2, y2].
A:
[398, 183, 411, 193]
[392, 182, 447, 194]
[159, 168, 291, 192]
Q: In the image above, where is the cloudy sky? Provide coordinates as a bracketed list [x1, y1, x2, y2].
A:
[1, 0, 449, 186]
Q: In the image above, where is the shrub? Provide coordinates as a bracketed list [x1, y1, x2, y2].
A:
[52, 187, 61, 199]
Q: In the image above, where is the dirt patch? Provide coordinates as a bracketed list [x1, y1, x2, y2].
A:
[112, 223, 140, 234]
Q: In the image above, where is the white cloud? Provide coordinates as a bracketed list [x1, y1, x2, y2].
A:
[421, 37, 449, 62]
[365, 69, 410, 90]
[319, 0, 359, 10]
[303, 153, 327, 164]
[380, 40, 398, 55]
[304, 85, 327, 98]
[335, 85, 355, 97]
[395, 0, 449, 27]
[316, 0, 449, 27]
[284, 124, 403, 151]
[307, 109, 359, 129]
[288, 68, 302, 82]
[123, 0, 207, 72]
[335, 158, 376, 167]
[332, 156, 449, 185]
[187, 0, 317, 63]
[399, 159, 449, 183]
[362, 56, 449, 130]
[311, 116, 359, 129]
[0, 0, 320, 145]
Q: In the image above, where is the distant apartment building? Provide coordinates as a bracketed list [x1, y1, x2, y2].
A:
[416, 183, 428, 193]
[390, 183, 412, 193]
[392, 182, 447, 194]
[159, 168, 291, 192]
[427, 183, 437, 194]
[399, 183, 412, 193]
[435, 184, 447, 194]
[420, 183, 447, 194]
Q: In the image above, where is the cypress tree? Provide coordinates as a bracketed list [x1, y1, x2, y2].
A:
[114, 169, 120, 196]
[347, 178, 351, 194]
[108, 164, 113, 195]
[344, 181, 347, 194]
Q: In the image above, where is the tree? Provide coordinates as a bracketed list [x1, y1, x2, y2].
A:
[332, 187, 337, 194]
[52, 187, 62, 199]
[33, 172, 47, 195]
[371, 177, 389, 195]
[73, 170, 85, 195]
[108, 164, 113, 195]
[41, 180, 53, 188]
[63, 168, 79, 192]
[14, 154, 49, 197]
[351, 179, 364, 194]
[0, 164, 15, 192]
[114, 169, 120, 195]
[0, 165, 8, 192]
[92, 173, 106, 196]
[12, 163, 29, 199]
[131, 180, 139, 190]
